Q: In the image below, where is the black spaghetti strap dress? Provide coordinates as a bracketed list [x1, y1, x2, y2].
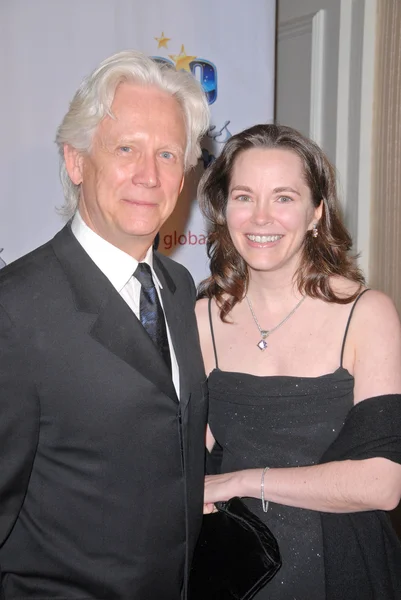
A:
[207, 292, 369, 599]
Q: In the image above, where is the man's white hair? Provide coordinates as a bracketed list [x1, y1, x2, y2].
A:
[55, 50, 210, 218]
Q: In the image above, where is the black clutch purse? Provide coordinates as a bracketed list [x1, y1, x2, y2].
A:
[188, 497, 281, 600]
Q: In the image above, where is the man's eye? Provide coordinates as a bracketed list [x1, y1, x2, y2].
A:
[160, 151, 174, 160]
[119, 146, 131, 153]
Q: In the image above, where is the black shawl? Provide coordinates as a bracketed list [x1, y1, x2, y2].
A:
[319, 394, 401, 600]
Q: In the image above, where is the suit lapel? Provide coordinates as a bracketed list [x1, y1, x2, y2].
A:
[52, 226, 177, 403]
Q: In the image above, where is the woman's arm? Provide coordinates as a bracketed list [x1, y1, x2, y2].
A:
[205, 291, 401, 513]
[204, 457, 401, 513]
[347, 290, 401, 403]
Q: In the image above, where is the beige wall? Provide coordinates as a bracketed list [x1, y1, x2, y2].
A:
[370, 0, 401, 314]
[369, 0, 401, 535]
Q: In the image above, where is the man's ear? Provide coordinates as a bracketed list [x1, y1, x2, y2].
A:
[179, 175, 185, 194]
[64, 144, 84, 185]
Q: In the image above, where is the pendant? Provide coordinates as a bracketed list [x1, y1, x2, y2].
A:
[257, 331, 269, 351]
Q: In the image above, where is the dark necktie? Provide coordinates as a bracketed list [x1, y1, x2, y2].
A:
[134, 263, 172, 373]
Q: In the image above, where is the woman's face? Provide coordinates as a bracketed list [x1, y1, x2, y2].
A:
[226, 147, 322, 277]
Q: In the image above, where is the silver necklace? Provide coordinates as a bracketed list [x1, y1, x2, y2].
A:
[246, 294, 306, 351]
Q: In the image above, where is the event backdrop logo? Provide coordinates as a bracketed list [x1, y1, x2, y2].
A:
[0, 249, 6, 270]
[153, 35, 218, 105]
[152, 34, 232, 167]
[152, 34, 232, 256]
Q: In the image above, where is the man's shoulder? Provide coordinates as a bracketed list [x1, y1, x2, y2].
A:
[154, 252, 197, 304]
[154, 252, 193, 283]
[0, 232, 62, 299]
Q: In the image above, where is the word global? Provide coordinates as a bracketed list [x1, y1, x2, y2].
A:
[163, 231, 207, 250]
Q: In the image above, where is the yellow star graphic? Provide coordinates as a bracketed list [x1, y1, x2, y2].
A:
[169, 45, 197, 72]
[154, 31, 171, 49]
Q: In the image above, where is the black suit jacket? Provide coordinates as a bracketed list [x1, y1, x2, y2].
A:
[0, 225, 208, 600]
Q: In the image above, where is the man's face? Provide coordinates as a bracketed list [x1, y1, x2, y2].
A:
[65, 83, 187, 259]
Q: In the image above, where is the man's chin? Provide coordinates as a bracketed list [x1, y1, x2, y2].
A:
[113, 228, 160, 258]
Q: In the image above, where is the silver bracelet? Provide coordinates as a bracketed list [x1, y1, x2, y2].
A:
[260, 466, 270, 513]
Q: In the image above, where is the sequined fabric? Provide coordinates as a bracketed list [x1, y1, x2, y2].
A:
[208, 366, 354, 600]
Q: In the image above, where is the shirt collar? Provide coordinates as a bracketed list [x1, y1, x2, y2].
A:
[70, 211, 163, 292]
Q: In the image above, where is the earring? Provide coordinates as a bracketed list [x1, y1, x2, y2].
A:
[312, 223, 318, 238]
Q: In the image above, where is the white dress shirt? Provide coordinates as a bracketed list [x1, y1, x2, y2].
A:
[71, 212, 180, 396]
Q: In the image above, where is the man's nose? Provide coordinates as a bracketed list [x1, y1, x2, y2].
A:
[132, 154, 159, 188]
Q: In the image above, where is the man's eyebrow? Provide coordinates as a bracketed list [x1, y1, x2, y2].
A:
[113, 136, 184, 152]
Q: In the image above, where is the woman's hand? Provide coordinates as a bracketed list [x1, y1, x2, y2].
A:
[204, 473, 237, 504]
[203, 502, 217, 514]
[204, 470, 261, 504]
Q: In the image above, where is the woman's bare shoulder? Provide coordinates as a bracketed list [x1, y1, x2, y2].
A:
[328, 277, 399, 326]
[350, 287, 400, 328]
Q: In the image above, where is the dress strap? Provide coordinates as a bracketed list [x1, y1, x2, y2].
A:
[208, 297, 219, 369]
[340, 288, 371, 367]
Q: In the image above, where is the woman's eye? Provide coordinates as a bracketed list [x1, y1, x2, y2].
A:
[277, 196, 293, 203]
[236, 195, 251, 202]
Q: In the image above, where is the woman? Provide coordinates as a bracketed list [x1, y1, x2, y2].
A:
[195, 124, 401, 599]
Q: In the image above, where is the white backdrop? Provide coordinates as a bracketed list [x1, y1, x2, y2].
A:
[0, 0, 276, 283]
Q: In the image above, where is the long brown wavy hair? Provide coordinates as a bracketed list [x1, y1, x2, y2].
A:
[197, 124, 365, 321]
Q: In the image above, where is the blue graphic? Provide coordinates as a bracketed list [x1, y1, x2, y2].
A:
[190, 60, 217, 105]
[151, 56, 218, 105]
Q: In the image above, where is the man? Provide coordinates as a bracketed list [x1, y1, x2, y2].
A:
[0, 51, 209, 599]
